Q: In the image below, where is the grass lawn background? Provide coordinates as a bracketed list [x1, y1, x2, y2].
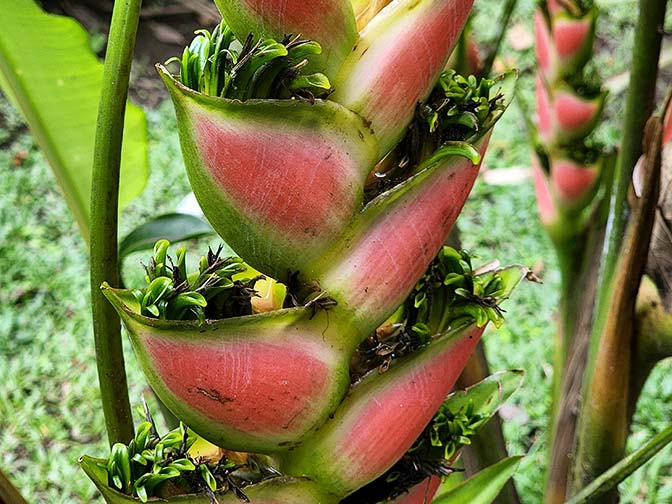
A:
[1, 0, 671, 501]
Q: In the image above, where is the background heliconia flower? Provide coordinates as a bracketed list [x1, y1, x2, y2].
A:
[533, 159, 559, 228]
[535, 77, 606, 145]
[534, 3, 597, 84]
[549, 156, 599, 204]
[533, 0, 607, 244]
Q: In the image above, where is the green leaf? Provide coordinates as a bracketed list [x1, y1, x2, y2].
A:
[135, 483, 148, 503]
[433, 456, 523, 504]
[442, 370, 525, 420]
[134, 422, 153, 450]
[475, 265, 531, 300]
[108, 443, 131, 493]
[423, 141, 482, 168]
[174, 292, 208, 311]
[199, 464, 218, 492]
[153, 240, 170, 278]
[0, 0, 149, 243]
[566, 423, 672, 504]
[119, 213, 217, 258]
[159, 430, 184, 448]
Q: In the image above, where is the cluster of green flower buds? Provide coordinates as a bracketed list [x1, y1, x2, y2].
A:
[132, 240, 259, 323]
[101, 402, 253, 503]
[168, 22, 331, 101]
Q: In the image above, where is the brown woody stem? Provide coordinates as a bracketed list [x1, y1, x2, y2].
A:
[0, 469, 28, 504]
[572, 115, 663, 497]
[589, 0, 667, 363]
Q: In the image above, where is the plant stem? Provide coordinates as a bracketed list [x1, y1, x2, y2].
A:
[90, 0, 143, 445]
[566, 423, 672, 504]
[0, 469, 28, 504]
[572, 115, 663, 496]
[481, 0, 519, 78]
[554, 236, 586, 368]
[544, 151, 616, 503]
[569, 0, 667, 493]
[545, 230, 603, 504]
[590, 0, 666, 358]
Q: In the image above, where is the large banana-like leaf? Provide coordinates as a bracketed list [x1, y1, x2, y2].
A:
[0, 0, 149, 242]
[119, 213, 216, 258]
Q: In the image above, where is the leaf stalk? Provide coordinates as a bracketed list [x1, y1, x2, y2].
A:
[0, 469, 28, 504]
[90, 0, 143, 445]
[567, 423, 672, 504]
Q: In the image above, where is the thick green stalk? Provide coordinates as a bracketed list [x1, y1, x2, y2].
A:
[544, 150, 615, 503]
[90, 0, 142, 445]
[566, 423, 672, 504]
[0, 469, 28, 504]
[545, 231, 603, 504]
[572, 115, 663, 496]
[555, 236, 587, 368]
[589, 0, 667, 359]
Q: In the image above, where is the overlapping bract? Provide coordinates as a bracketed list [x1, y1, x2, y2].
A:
[535, 0, 597, 83]
[160, 0, 476, 283]
[96, 0, 522, 500]
[212, 0, 357, 77]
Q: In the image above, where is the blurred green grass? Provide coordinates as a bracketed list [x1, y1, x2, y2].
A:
[1, 0, 671, 502]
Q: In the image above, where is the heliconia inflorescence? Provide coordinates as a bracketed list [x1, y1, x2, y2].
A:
[533, 0, 611, 243]
[84, 0, 526, 501]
